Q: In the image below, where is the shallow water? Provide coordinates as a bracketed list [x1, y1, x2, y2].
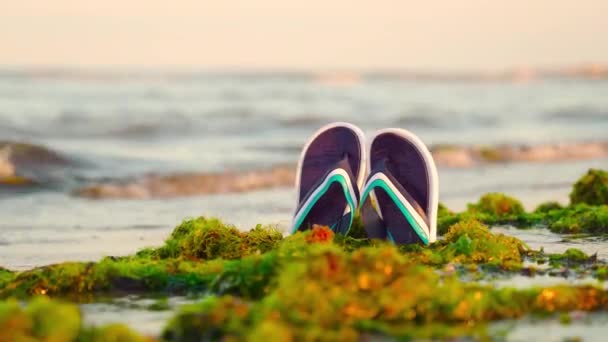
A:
[491, 313, 608, 342]
[80, 296, 196, 337]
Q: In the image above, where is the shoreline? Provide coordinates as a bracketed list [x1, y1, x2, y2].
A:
[4, 140, 608, 199]
[76, 141, 608, 199]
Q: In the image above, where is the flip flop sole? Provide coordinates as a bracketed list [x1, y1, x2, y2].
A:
[366, 129, 438, 244]
[292, 122, 365, 234]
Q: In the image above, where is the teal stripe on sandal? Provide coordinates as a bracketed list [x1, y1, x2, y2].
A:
[361, 178, 429, 245]
[292, 173, 357, 235]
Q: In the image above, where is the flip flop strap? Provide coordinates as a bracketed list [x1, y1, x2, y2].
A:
[361, 159, 430, 240]
[292, 155, 360, 233]
[360, 195, 387, 240]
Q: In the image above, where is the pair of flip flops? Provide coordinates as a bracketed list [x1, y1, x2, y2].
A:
[291, 122, 438, 245]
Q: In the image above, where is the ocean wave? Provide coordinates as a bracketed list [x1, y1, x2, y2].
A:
[74, 165, 295, 199]
[543, 107, 608, 122]
[2, 111, 280, 141]
[53, 110, 199, 139]
[431, 141, 608, 167]
[394, 109, 498, 129]
[277, 115, 333, 128]
[73, 141, 608, 199]
[0, 141, 77, 188]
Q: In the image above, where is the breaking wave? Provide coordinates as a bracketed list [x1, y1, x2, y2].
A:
[74, 141, 608, 199]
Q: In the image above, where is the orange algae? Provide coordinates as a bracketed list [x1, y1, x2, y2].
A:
[305, 225, 335, 244]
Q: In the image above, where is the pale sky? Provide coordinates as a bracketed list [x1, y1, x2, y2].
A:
[2, 1, 607, 71]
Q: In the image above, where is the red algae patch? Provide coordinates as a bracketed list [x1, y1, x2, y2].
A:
[305, 225, 335, 244]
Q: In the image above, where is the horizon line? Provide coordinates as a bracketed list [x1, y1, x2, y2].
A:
[0, 61, 607, 74]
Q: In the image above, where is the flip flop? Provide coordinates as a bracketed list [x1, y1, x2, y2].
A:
[360, 128, 438, 245]
[292, 122, 366, 235]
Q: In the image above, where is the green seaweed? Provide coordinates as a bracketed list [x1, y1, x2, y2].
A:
[468, 192, 525, 217]
[0, 267, 13, 287]
[570, 169, 608, 206]
[396, 219, 527, 270]
[346, 212, 367, 239]
[438, 202, 452, 218]
[548, 248, 591, 266]
[0, 252, 274, 299]
[535, 201, 564, 213]
[547, 204, 608, 234]
[436, 190, 608, 235]
[437, 210, 543, 235]
[162, 243, 608, 341]
[0, 218, 536, 299]
[149, 217, 283, 260]
[430, 219, 526, 270]
[0, 296, 150, 341]
[80, 323, 152, 342]
[0, 297, 81, 341]
[146, 297, 171, 311]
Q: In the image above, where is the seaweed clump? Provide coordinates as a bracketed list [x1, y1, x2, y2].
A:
[151, 217, 283, 260]
[547, 204, 608, 234]
[548, 248, 591, 266]
[439, 219, 526, 269]
[570, 169, 608, 206]
[534, 201, 563, 213]
[0, 218, 284, 299]
[0, 296, 149, 341]
[438, 202, 452, 218]
[402, 219, 526, 270]
[468, 193, 525, 217]
[435, 171, 608, 235]
[436, 193, 539, 235]
[0, 267, 13, 287]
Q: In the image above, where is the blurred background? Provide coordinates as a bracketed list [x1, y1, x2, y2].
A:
[1, 1, 607, 269]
